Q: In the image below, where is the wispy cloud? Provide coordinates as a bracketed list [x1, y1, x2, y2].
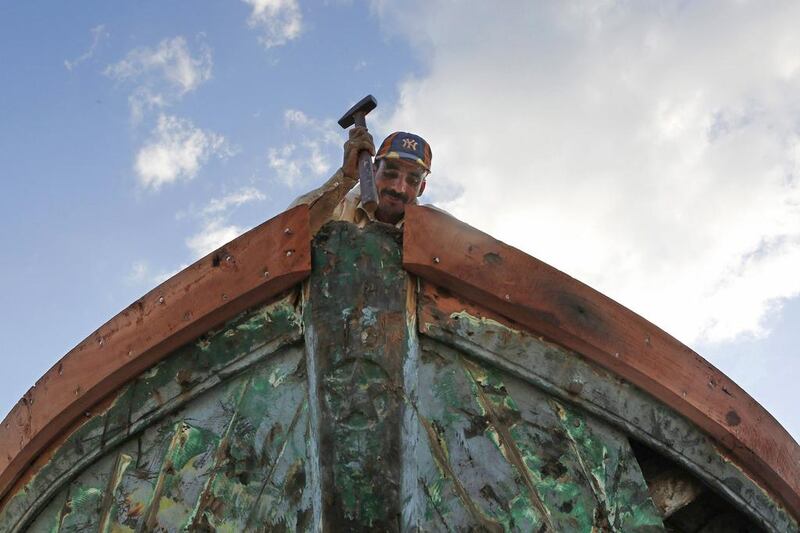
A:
[268, 109, 341, 188]
[64, 24, 109, 71]
[376, 1, 800, 345]
[243, 0, 303, 48]
[131, 186, 264, 285]
[105, 36, 212, 121]
[186, 218, 244, 258]
[201, 187, 267, 215]
[183, 186, 267, 258]
[126, 260, 150, 283]
[106, 36, 211, 94]
[268, 144, 303, 187]
[135, 114, 232, 190]
[126, 260, 188, 286]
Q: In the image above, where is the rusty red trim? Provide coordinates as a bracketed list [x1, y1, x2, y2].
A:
[403, 205, 800, 517]
[0, 205, 311, 502]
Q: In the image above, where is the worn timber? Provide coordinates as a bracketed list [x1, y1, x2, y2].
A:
[404, 204, 800, 521]
[304, 222, 408, 530]
[416, 281, 794, 531]
[1, 205, 798, 532]
[0, 206, 311, 504]
[1, 292, 307, 532]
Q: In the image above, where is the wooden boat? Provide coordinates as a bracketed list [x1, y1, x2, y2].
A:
[0, 205, 797, 531]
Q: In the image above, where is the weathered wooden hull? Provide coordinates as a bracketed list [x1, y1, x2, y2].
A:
[1, 208, 797, 532]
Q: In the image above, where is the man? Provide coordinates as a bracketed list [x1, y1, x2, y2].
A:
[290, 127, 432, 233]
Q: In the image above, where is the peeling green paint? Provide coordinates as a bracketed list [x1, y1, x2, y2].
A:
[304, 222, 407, 531]
[413, 339, 665, 532]
[8, 294, 306, 533]
[96, 453, 132, 533]
[5, 221, 789, 532]
[421, 292, 794, 531]
[24, 346, 311, 533]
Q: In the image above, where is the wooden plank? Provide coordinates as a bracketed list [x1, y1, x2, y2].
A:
[140, 422, 221, 531]
[1, 295, 304, 532]
[304, 221, 408, 531]
[417, 280, 796, 531]
[0, 205, 311, 503]
[186, 350, 311, 531]
[21, 347, 310, 532]
[403, 205, 800, 518]
[414, 337, 664, 532]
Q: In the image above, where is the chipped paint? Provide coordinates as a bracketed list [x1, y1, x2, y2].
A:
[3, 294, 306, 532]
[23, 346, 311, 532]
[413, 338, 664, 532]
[96, 453, 132, 532]
[304, 222, 407, 530]
[418, 283, 797, 531]
[2, 218, 791, 532]
[400, 274, 424, 531]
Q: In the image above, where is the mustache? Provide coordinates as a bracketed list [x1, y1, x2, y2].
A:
[381, 189, 409, 204]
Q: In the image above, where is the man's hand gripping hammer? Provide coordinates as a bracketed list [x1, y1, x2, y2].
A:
[338, 95, 378, 215]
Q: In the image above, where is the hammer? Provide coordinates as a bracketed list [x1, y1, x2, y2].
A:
[338, 95, 378, 215]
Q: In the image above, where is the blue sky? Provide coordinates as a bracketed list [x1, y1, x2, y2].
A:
[1, 1, 798, 442]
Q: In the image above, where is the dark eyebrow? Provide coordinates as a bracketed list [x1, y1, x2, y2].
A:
[382, 161, 425, 180]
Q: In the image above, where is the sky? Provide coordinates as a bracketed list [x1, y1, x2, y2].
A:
[1, 1, 798, 442]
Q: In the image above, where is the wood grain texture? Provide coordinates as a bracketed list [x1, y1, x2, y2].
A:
[403, 204, 800, 519]
[0, 294, 303, 531]
[304, 221, 407, 531]
[414, 337, 664, 532]
[20, 344, 310, 532]
[417, 282, 795, 531]
[0, 205, 311, 503]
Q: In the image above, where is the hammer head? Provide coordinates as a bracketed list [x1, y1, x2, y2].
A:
[338, 95, 377, 129]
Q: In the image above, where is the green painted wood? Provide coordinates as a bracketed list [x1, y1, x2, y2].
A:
[4, 294, 304, 532]
[5, 219, 788, 532]
[304, 222, 408, 531]
[413, 338, 664, 532]
[419, 292, 796, 532]
[185, 351, 311, 531]
[24, 346, 310, 533]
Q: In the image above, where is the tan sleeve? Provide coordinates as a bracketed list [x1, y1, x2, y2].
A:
[288, 168, 358, 234]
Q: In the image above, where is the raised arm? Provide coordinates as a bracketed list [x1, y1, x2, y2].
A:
[288, 127, 375, 232]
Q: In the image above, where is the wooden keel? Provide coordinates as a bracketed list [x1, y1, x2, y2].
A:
[304, 222, 408, 531]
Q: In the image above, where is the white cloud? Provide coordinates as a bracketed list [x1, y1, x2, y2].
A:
[106, 36, 212, 120]
[268, 109, 341, 188]
[135, 114, 232, 190]
[126, 260, 149, 283]
[186, 218, 244, 258]
[65, 24, 109, 71]
[375, 1, 800, 345]
[202, 187, 267, 215]
[132, 187, 264, 287]
[243, 0, 303, 48]
[284, 109, 312, 127]
[106, 36, 211, 94]
[152, 264, 190, 285]
[126, 260, 189, 286]
[180, 187, 266, 262]
[268, 144, 303, 187]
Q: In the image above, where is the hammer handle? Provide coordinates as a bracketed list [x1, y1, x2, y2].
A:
[353, 112, 378, 214]
[358, 151, 378, 213]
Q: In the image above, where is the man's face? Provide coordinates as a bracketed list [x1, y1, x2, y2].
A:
[373, 158, 427, 224]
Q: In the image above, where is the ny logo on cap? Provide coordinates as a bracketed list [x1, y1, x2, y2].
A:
[401, 138, 418, 151]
